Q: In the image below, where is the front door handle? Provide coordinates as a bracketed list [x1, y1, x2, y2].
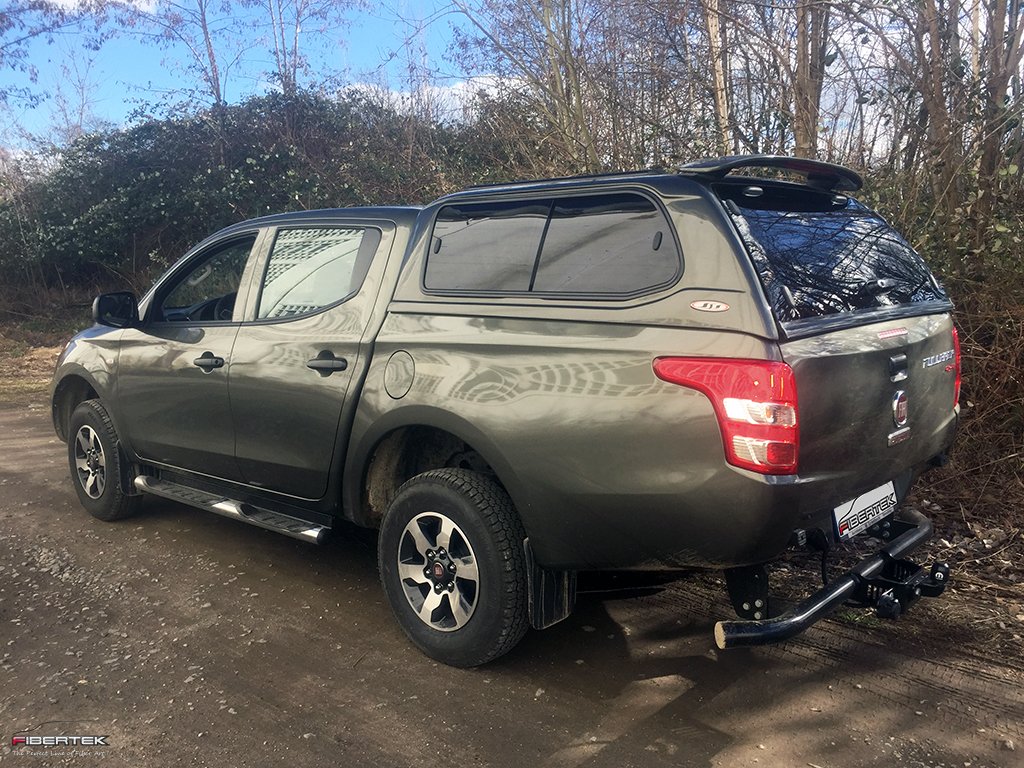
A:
[193, 351, 225, 372]
[306, 351, 348, 376]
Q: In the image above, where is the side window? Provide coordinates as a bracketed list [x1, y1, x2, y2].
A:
[423, 192, 680, 296]
[160, 237, 255, 322]
[533, 193, 678, 294]
[424, 200, 551, 292]
[256, 227, 380, 320]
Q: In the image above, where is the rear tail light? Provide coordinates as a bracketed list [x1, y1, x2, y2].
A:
[653, 357, 799, 475]
[951, 326, 962, 408]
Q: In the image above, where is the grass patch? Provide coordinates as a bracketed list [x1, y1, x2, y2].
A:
[0, 311, 80, 404]
[0, 377, 51, 400]
[833, 609, 884, 628]
[0, 308, 91, 347]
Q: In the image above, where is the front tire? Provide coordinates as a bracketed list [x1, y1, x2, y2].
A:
[68, 399, 141, 522]
[378, 468, 528, 667]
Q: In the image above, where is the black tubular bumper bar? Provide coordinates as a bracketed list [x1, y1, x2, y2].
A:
[715, 508, 950, 650]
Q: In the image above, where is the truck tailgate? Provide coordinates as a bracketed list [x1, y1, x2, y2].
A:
[781, 314, 958, 503]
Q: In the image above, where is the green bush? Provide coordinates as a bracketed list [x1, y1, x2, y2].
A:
[0, 90, 505, 294]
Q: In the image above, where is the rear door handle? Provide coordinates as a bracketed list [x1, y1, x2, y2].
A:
[193, 351, 225, 372]
[306, 351, 348, 376]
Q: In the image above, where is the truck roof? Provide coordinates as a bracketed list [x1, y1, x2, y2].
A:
[222, 206, 424, 232]
[438, 172, 697, 203]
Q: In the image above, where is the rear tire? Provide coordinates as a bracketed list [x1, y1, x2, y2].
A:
[68, 400, 141, 522]
[378, 468, 528, 667]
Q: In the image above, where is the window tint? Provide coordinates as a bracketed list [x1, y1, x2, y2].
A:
[160, 237, 254, 322]
[425, 193, 680, 296]
[425, 200, 550, 291]
[257, 227, 379, 319]
[718, 183, 948, 322]
[533, 193, 677, 293]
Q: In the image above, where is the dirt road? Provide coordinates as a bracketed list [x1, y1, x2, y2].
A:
[1, 401, 1022, 768]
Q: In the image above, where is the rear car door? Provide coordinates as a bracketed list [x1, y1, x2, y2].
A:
[228, 223, 388, 499]
[116, 233, 261, 480]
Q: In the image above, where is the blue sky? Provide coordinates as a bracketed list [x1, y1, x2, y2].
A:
[2, 1, 465, 142]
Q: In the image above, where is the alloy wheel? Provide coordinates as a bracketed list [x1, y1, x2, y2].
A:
[73, 425, 106, 499]
[397, 511, 480, 631]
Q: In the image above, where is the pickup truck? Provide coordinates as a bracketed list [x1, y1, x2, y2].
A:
[51, 155, 957, 666]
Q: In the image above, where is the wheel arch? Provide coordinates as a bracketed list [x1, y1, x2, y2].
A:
[52, 371, 102, 442]
[344, 406, 531, 533]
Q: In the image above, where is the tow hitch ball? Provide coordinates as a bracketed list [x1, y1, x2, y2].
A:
[856, 560, 951, 620]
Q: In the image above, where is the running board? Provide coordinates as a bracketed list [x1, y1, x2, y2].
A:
[133, 476, 329, 544]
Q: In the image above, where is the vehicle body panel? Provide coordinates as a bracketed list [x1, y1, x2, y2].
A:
[50, 326, 123, 441]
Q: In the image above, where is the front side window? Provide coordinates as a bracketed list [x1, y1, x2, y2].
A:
[256, 227, 380, 319]
[424, 192, 680, 296]
[159, 237, 255, 322]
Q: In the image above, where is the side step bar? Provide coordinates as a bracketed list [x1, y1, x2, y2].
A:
[133, 476, 329, 544]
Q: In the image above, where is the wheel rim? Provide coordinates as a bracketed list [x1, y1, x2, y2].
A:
[73, 425, 106, 499]
[397, 511, 480, 632]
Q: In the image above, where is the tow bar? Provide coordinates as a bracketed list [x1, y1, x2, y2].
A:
[715, 508, 950, 650]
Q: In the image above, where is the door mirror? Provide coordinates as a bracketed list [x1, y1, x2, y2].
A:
[92, 292, 139, 328]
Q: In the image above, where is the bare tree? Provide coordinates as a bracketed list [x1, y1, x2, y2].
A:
[118, 0, 244, 107]
[834, 0, 1024, 260]
[244, 0, 360, 98]
[452, 0, 726, 171]
[0, 0, 110, 103]
[701, 0, 732, 154]
[48, 51, 113, 144]
[452, 0, 603, 171]
[973, 0, 1024, 246]
[793, 0, 830, 157]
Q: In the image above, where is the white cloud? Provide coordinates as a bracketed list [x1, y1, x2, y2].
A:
[342, 75, 507, 122]
[43, 0, 156, 11]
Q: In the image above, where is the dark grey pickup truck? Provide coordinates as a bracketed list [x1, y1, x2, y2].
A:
[52, 156, 958, 666]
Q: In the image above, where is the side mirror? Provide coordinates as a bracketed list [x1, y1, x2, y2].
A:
[92, 292, 139, 328]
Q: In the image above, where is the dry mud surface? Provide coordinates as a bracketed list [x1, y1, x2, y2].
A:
[1, 401, 1022, 768]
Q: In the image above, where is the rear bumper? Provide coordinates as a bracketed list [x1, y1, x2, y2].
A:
[523, 432, 955, 570]
[715, 507, 949, 649]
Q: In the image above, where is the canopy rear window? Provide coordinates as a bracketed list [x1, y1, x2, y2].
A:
[717, 183, 949, 326]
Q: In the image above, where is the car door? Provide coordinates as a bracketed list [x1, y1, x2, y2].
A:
[228, 223, 387, 499]
[116, 233, 263, 481]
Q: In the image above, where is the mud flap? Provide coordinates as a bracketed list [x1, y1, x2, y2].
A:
[524, 538, 576, 630]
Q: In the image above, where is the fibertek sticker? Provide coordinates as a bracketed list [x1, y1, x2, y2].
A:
[832, 481, 897, 539]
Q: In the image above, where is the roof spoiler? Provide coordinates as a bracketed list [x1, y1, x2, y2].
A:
[679, 155, 863, 192]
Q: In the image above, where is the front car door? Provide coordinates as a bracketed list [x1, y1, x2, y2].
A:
[116, 232, 264, 480]
[229, 222, 390, 499]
